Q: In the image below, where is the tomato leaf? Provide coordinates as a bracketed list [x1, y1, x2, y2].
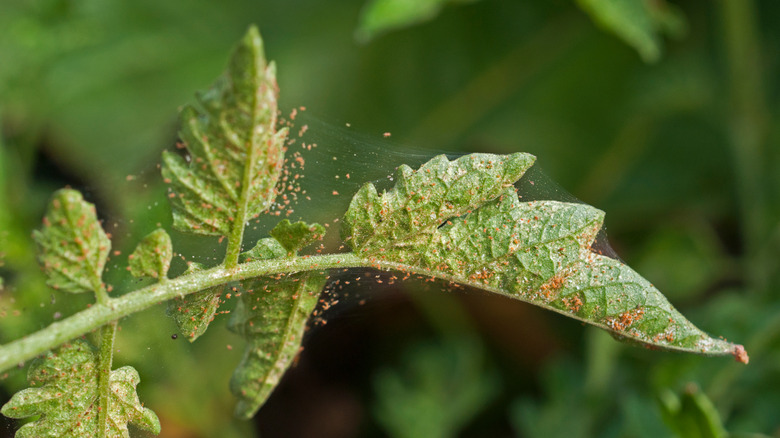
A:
[32, 189, 110, 296]
[167, 262, 224, 342]
[161, 25, 286, 237]
[128, 229, 172, 280]
[269, 219, 326, 255]
[0, 340, 160, 437]
[228, 237, 327, 419]
[343, 153, 746, 359]
[576, 0, 686, 63]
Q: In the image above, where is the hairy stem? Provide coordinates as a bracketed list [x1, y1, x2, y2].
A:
[224, 226, 245, 270]
[0, 253, 359, 372]
[97, 321, 118, 438]
[0, 248, 742, 373]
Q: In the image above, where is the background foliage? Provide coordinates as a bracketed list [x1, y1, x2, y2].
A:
[1, 0, 778, 437]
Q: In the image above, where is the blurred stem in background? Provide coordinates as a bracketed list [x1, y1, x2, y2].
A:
[409, 11, 585, 145]
[718, 0, 770, 296]
[707, 0, 776, 412]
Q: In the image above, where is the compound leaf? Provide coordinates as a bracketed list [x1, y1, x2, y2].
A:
[228, 237, 327, 419]
[0, 340, 160, 438]
[32, 189, 110, 295]
[343, 153, 747, 361]
[161, 25, 286, 237]
[167, 262, 224, 342]
[128, 229, 172, 280]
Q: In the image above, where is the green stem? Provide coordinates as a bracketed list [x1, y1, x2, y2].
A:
[96, 321, 117, 438]
[0, 253, 360, 372]
[0, 249, 743, 373]
[224, 224, 245, 269]
[224, 146, 257, 268]
[95, 282, 110, 306]
[224, 42, 267, 269]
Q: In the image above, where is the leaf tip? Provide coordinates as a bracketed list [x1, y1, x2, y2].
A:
[244, 24, 262, 45]
[238, 24, 266, 65]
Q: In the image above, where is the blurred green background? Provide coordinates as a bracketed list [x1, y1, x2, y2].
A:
[1, 0, 778, 437]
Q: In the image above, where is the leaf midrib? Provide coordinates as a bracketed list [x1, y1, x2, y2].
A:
[224, 52, 263, 268]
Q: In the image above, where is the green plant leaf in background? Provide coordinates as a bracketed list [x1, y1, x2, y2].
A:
[658, 384, 728, 438]
[0, 339, 160, 438]
[228, 237, 327, 419]
[356, 0, 480, 42]
[161, 25, 286, 265]
[0, 136, 7, 291]
[356, 0, 685, 63]
[167, 262, 225, 342]
[128, 228, 172, 280]
[344, 153, 747, 360]
[373, 337, 499, 438]
[32, 189, 110, 297]
[575, 0, 686, 62]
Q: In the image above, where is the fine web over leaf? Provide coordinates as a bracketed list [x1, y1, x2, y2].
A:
[342, 153, 745, 358]
[160, 25, 286, 266]
[163, 24, 290, 340]
[269, 219, 326, 255]
[0, 340, 160, 438]
[0, 25, 750, 438]
[343, 152, 535, 251]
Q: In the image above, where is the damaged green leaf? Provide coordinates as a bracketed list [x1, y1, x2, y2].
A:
[128, 229, 172, 280]
[228, 237, 327, 419]
[167, 262, 224, 342]
[32, 189, 110, 296]
[269, 219, 326, 255]
[343, 154, 747, 361]
[161, 25, 286, 266]
[0, 340, 160, 437]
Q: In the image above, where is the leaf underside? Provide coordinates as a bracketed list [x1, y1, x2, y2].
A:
[161, 25, 285, 237]
[0, 340, 160, 438]
[167, 262, 224, 342]
[32, 189, 110, 295]
[228, 238, 327, 419]
[163, 25, 291, 342]
[344, 153, 744, 358]
[269, 219, 326, 255]
[128, 228, 172, 280]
